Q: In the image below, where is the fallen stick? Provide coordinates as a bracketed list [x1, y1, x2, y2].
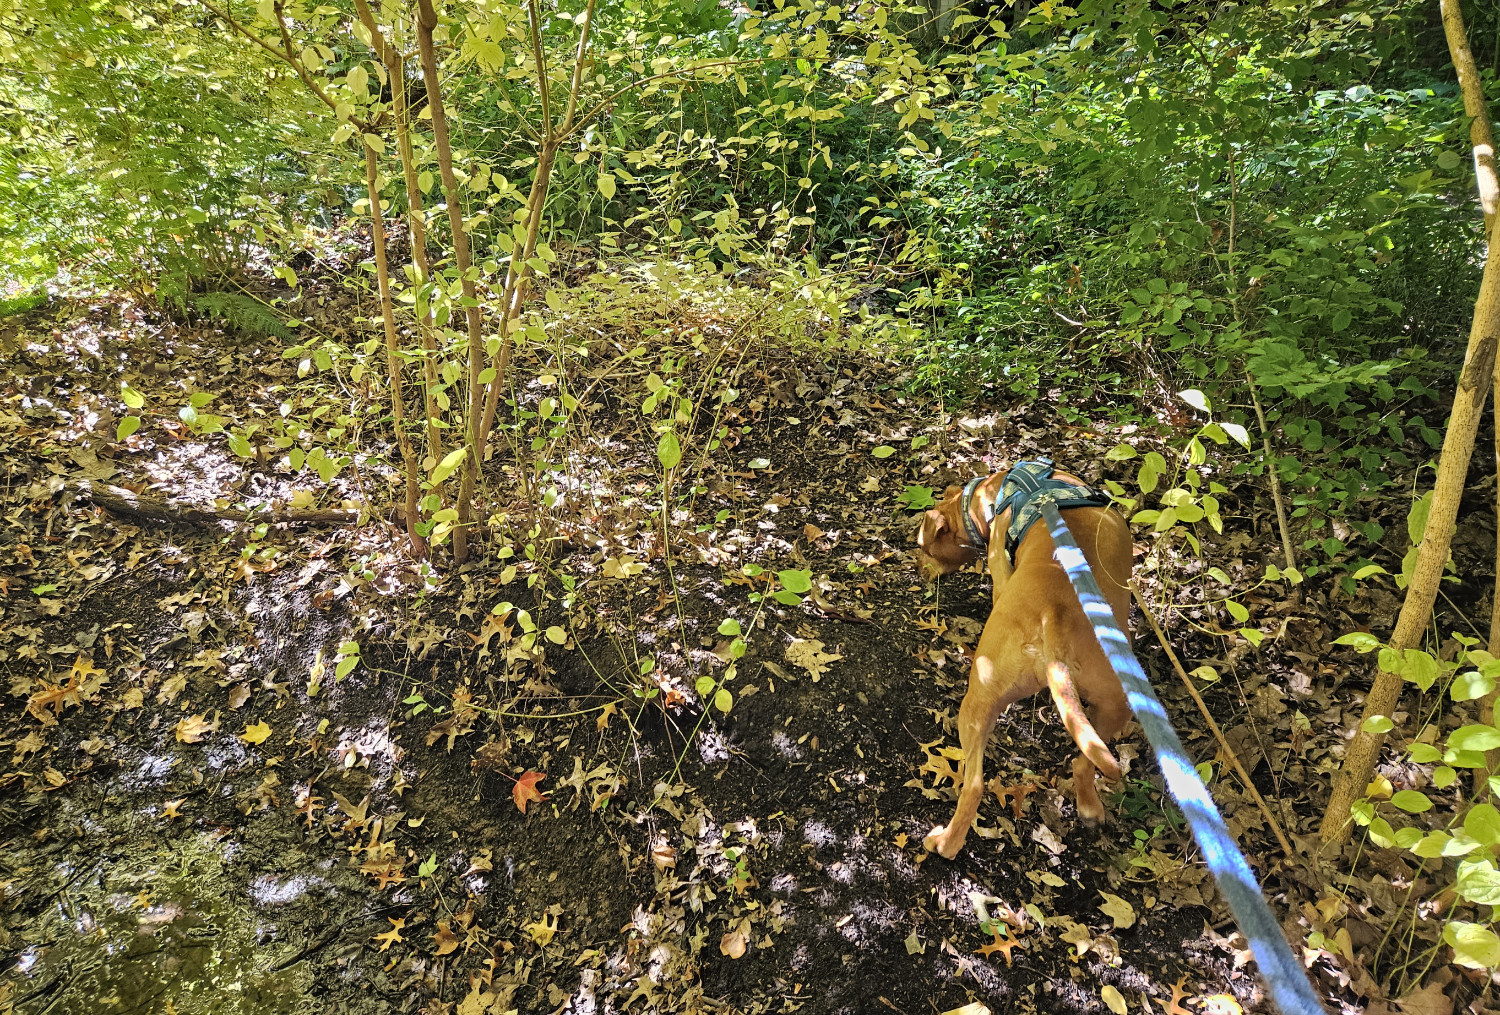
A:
[1131, 582, 1296, 861]
[72, 480, 363, 526]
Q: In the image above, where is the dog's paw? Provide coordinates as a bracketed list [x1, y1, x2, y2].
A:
[923, 825, 963, 860]
[1075, 798, 1107, 823]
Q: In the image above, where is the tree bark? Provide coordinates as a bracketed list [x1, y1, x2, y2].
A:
[364, 144, 426, 558]
[416, 0, 482, 564]
[354, 0, 443, 474]
[1439, 0, 1500, 778]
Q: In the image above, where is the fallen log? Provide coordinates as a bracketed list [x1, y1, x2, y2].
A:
[72, 480, 364, 526]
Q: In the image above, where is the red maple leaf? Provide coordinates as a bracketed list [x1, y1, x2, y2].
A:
[513, 771, 547, 814]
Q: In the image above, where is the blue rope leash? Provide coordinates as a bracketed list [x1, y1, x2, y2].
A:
[1038, 499, 1326, 1015]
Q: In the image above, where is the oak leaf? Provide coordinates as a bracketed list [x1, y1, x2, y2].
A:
[975, 928, 1023, 966]
[374, 916, 405, 952]
[432, 921, 461, 956]
[513, 771, 547, 814]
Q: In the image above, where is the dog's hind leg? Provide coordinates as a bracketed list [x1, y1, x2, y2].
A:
[1069, 670, 1130, 821]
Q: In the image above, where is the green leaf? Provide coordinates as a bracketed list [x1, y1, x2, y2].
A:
[116, 416, 142, 441]
[718, 618, 742, 636]
[1333, 632, 1380, 653]
[1399, 649, 1440, 691]
[1361, 716, 1393, 734]
[695, 675, 716, 697]
[1409, 743, 1443, 763]
[597, 172, 617, 199]
[1466, 805, 1500, 846]
[748, 457, 771, 470]
[545, 626, 566, 645]
[430, 446, 467, 486]
[897, 485, 936, 509]
[1451, 725, 1500, 753]
[1454, 670, 1497, 703]
[657, 430, 682, 470]
[713, 688, 733, 713]
[777, 569, 813, 594]
[771, 589, 802, 606]
[335, 656, 359, 680]
[120, 383, 145, 409]
[1220, 422, 1251, 449]
[1224, 600, 1249, 623]
[1350, 564, 1387, 580]
[418, 852, 438, 878]
[871, 445, 896, 459]
[1177, 388, 1210, 412]
[1391, 790, 1433, 813]
[1444, 921, 1500, 969]
[1457, 863, 1500, 905]
[1104, 442, 1137, 461]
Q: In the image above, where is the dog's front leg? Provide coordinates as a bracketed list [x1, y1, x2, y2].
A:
[924, 626, 1035, 860]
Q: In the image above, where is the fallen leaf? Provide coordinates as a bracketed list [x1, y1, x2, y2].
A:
[1200, 997, 1242, 1015]
[1394, 981, 1452, 1015]
[803, 523, 825, 541]
[524, 912, 558, 946]
[1102, 985, 1128, 1014]
[162, 798, 185, 820]
[597, 702, 617, 730]
[1166, 977, 1194, 1015]
[720, 930, 747, 958]
[374, 916, 406, 952]
[651, 842, 677, 869]
[240, 721, 272, 745]
[975, 928, 1023, 966]
[1098, 892, 1136, 930]
[432, 921, 461, 956]
[174, 713, 216, 743]
[513, 771, 547, 814]
[938, 1004, 990, 1015]
[785, 638, 842, 681]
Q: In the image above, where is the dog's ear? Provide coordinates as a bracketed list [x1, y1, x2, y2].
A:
[942, 485, 962, 501]
[925, 507, 949, 535]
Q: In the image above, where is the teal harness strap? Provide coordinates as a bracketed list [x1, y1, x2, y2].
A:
[957, 459, 1112, 560]
[997, 459, 1111, 562]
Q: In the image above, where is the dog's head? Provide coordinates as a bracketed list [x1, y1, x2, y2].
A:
[914, 484, 983, 580]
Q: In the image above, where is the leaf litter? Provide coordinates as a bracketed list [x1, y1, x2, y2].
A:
[0, 283, 1442, 1015]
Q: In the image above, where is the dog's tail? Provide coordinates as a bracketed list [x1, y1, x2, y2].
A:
[1040, 612, 1121, 782]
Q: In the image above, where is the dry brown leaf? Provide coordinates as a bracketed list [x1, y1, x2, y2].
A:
[174, 713, 216, 743]
[374, 916, 405, 952]
[785, 638, 842, 681]
[432, 921, 461, 956]
[1098, 892, 1137, 930]
[720, 931, 747, 959]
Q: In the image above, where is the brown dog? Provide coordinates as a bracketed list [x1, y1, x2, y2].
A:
[915, 464, 1134, 859]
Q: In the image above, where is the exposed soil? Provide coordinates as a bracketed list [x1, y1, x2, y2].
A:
[0, 292, 1483, 1015]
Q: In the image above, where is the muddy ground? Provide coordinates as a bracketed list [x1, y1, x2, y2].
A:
[0, 291, 1486, 1015]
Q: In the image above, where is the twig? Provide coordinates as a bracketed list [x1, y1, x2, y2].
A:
[1245, 371, 1297, 571]
[1131, 583, 1296, 860]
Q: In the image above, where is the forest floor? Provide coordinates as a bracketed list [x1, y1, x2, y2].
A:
[0, 272, 1494, 1015]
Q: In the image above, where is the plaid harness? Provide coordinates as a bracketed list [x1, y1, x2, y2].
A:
[959, 458, 1112, 563]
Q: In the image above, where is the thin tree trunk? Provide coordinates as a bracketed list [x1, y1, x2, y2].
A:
[1440, 0, 1500, 778]
[1322, 0, 1500, 849]
[416, 0, 482, 564]
[364, 145, 426, 558]
[474, 0, 596, 470]
[355, 0, 443, 473]
[1318, 263, 1500, 847]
